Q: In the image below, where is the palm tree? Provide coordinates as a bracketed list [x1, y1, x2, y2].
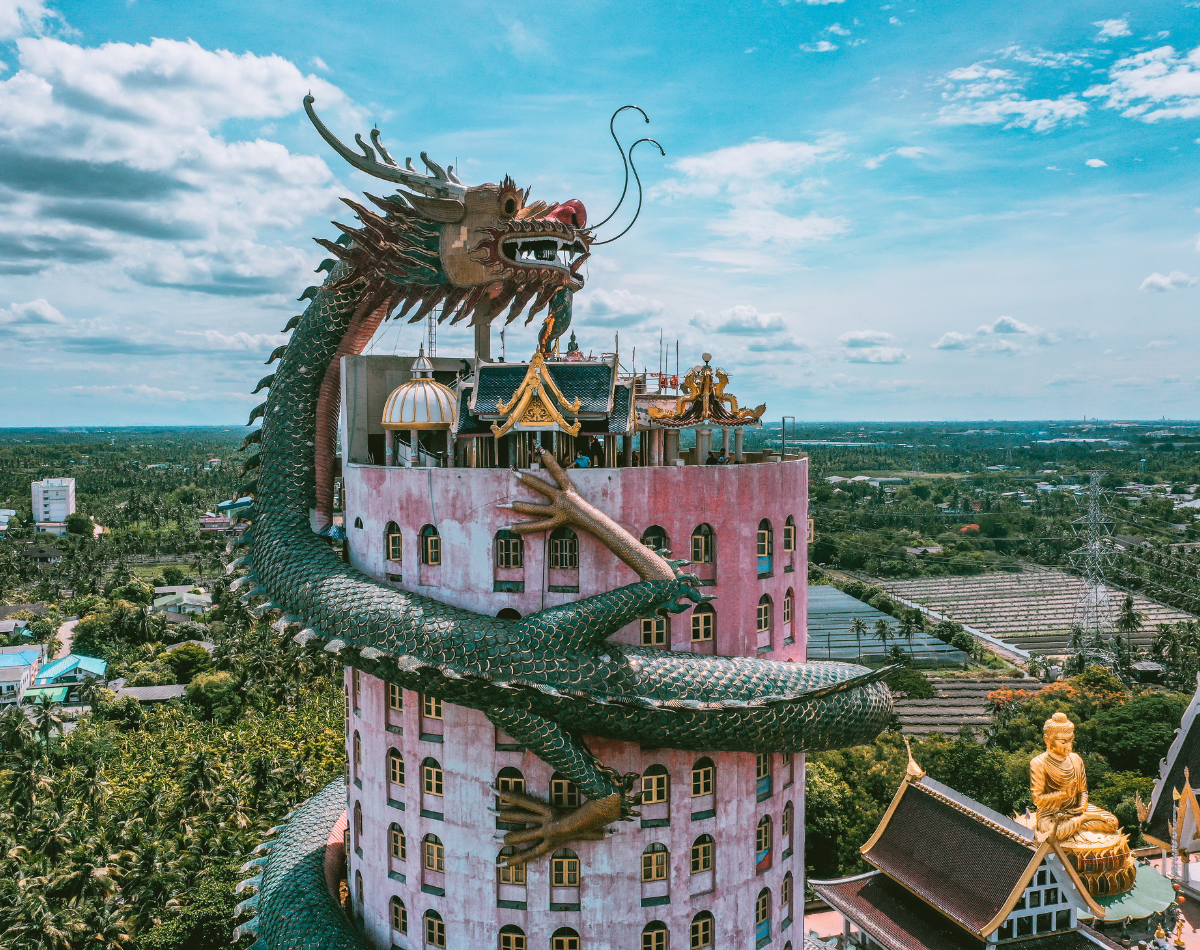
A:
[897, 615, 918, 659]
[31, 696, 65, 746]
[872, 618, 894, 661]
[849, 618, 867, 662]
[1115, 594, 1145, 637]
[0, 703, 33, 751]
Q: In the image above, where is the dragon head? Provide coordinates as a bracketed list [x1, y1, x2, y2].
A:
[305, 97, 590, 352]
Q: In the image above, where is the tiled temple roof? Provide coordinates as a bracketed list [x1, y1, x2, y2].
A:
[1146, 674, 1200, 850]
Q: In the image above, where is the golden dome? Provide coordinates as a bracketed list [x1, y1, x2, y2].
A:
[381, 346, 458, 431]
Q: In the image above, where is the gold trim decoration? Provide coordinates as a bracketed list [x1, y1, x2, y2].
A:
[491, 350, 582, 438]
[647, 354, 765, 428]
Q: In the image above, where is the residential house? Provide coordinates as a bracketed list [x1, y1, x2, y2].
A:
[0, 644, 46, 704]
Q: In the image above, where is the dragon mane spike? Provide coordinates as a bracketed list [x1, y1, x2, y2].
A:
[315, 258, 337, 273]
[240, 453, 261, 476]
[364, 192, 411, 216]
[252, 374, 275, 395]
[303, 95, 466, 200]
[240, 429, 262, 451]
[283, 315, 302, 332]
[266, 345, 288, 365]
[297, 286, 319, 302]
[449, 287, 484, 324]
[313, 238, 352, 261]
[394, 291, 423, 321]
[408, 290, 446, 324]
[335, 233, 354, 247]
[247, 403, 267, 426]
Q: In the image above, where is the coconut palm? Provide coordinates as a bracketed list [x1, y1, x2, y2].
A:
[872, 618, 894, 661]
[31, 697, 65, 746]
[1115, 594, 1145, 637]
[849, 617, 867, 662]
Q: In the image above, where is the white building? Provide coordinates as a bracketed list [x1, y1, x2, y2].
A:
[31, 477, 75, 525]
[0, 644, 47, 704]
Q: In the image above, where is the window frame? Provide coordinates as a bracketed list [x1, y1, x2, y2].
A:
[690, 835, 714, 874]
[390, 823, 407, 861]
[691, 604, 715, 643]
[422, 694, 443, 720]
[691, 759, 715, 797]
[386, 522, 403, 562]
[550, 527, 579, 569]
[390, 896, 408, 934]
[420, 524, 441, 566]
[691, 524, 714, 564]
[642, 765, 669, 804]
[550, 774, 580, 808]
[495, 530, 524, 569]
[783, 517, 796, 553]
[757, 596, 772, 633]
[422, 758, 444, 797]
[552, 853, 580, 887]
[423, 834, 445, 873]
[425, 911, 446, 949]
[641, 843, 669, 882]
[691, 913, 714, 950]
[641, 615, 668, 647]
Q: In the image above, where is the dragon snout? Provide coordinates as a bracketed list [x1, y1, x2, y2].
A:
[546, 198, 587, 230]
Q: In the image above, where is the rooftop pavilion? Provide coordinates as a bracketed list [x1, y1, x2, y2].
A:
[339, 346, 785, 471]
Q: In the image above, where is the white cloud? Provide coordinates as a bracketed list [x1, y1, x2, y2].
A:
[932, 315, 1057, 354]
[178, 329, 289, 350]
[997, 46, 1090, 69]
[1084, 45, 1200, 121]
[0, 36, 346, 293]
[0, 297, 66, 331]
[69, 383, 258, 402]
[1140, 271, 1196, 292]
[1086, 158, 1107, 167]
[504, 20, 550, 60]
[826, 23, 850, 35]
[0, 0, 54, 40]
[932, 331, 972, 350]
[691, 305, 787, 335]
[800, 40, 838, 53]
[664, 138, 842, 186]
[1094, 18, 1132, 40]
[938, 93, 1088, 131]
[863, 145, 928, 169]
[889, 16, 901, 25]
[309, 56, 329, 71]
[574, 288, 666, 328]
[838, 329, 894, 347]
[845, 346, 907, 364]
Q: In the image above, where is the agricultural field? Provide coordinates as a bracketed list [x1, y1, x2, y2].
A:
[872, 565, 1195, 656]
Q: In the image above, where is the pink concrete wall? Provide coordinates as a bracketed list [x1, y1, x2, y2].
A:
[342, 460, 809, 950]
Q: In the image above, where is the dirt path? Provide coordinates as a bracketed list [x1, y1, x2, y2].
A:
[55, 618, 77, 659]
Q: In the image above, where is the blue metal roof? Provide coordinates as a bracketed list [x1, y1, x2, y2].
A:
[34, 653, 107, 684]
[0, 650, 41, 669]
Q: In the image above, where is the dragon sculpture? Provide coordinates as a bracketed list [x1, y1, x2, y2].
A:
[231, 100, 892, 947]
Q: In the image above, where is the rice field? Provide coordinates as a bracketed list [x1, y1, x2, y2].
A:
[871, 566, 1196, 657]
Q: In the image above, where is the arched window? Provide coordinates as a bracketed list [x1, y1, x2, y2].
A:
[756, 753, 773, 798]
[756, 816, 773, 870]
[550, 772, 579, 808]
[691, 604, 715, 643]
[641, 843, 668, 882]
[389, 823, 407, 862]
[641, 614, 668, 647]
[498, 846, 527, 885]
[783, 588, 794, 626]
[500, 925, 527, 950]
[782, 871, 794, 922]
[642, 525, 670, 555]
[354, 868, 363, 905]
[495, 529, 524, 568]
[691, 523, 714, 563]
[386, 522, 403, 562]
[552, 928, 580, 950]
[354, 516, 364, 529]
[351, 668, 361, 710]
[353, 800, 362, 853]
[755, 888, 771, 942]
[352, 729, 361, 782]
[690, 835, 714, 873]
[425, 910, 446, 949]
[422, 758, 444, 797]
[783, 802, 794, 854]
[549, 527, 579, 569]
[757, 595, 773, 636]
[388, 749, 405, 787]
[757, 519, 773, 575]
[784, 515, 797, 553]
[691, 758, 715, 798]
[390, 896, 408, 934]
[691, 912, 714, 950]
[420, 524, 441, 565]
[423, 834, 445, 872]
[642, 764, 669, 804]
[551, 848, 580, 887]
[642, 921, 669, 950]
[497, 766, 526, 797]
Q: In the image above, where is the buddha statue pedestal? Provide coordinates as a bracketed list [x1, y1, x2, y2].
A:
[1015, 712, 1137, 897]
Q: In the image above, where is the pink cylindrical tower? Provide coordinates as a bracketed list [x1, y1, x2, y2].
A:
[342, 458, 808, 950]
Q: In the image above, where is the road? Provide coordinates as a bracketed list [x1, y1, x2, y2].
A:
[55, 618, 77, 659]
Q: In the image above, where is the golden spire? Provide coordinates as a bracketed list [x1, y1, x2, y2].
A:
[903, 736, 926, 781]
[490, 349, 582, 439]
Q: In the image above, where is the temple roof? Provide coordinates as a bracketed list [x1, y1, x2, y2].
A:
[812, 872, 1113, 950]
[646, 356, 765, 430]
[862, 777, 1037, 935]
[1146, 673, 1200, 850]
[458, 355, 634, 437]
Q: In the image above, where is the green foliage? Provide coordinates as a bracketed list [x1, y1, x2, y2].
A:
[165, 642, 212, 683]
[186, 670, 243, 723]
[1080, 691, 1188, 774]
[884, 667, 935, 699]
[111, 577, 155, 605]
[65, 512, 92, 536]
[161, 566, 185, 587]
[137, 862, 243, 950]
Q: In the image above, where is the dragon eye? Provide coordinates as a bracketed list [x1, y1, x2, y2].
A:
[502, 196, 518, 216]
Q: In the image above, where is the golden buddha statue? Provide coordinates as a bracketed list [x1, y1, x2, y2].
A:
[1017, 712, 1137, 896]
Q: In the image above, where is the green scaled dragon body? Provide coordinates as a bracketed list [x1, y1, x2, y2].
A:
[233, 99, 892, 867]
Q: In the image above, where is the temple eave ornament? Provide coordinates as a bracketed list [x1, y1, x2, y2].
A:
[491, 350, 583, 438]
[1016, 711, 1137, 896]
[647, 353, 765, 428]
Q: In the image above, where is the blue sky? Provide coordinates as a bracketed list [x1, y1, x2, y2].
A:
[0, 0, 1197, 424]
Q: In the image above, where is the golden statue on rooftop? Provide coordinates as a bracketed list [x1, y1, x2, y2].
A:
[1018, 712, 1137, 895]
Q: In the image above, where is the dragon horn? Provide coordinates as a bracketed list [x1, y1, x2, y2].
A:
[304, 96, 466, 201]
